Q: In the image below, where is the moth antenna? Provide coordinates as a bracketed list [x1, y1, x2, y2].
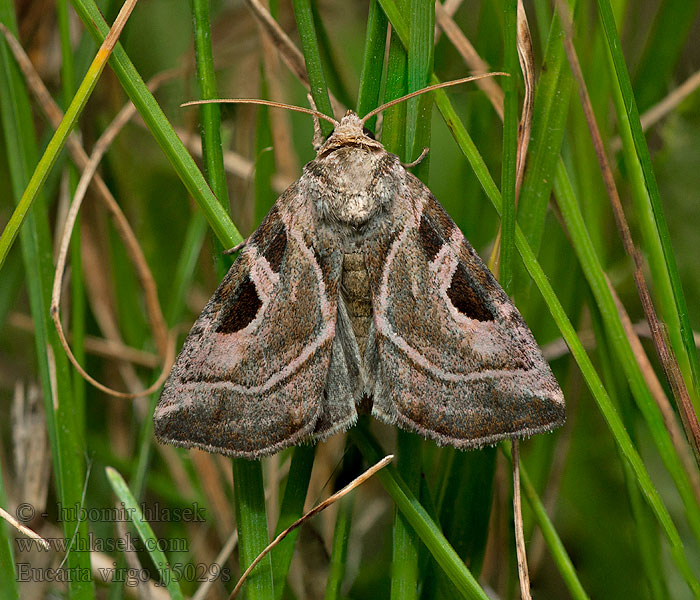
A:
[360, 73, 508, 125]
[181, 98, 340, 128]
[307, 93, 325, 151]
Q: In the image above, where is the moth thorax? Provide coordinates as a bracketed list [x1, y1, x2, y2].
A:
[321, 147, 384, 225]
[341, 252, 372, 357]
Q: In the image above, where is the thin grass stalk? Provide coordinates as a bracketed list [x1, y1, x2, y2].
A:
[594, 0, 700, 396]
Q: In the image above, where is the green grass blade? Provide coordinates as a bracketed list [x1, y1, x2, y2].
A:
[351, 425, 490, 600]
[595, 0, 700, 396]
[272, 446, 315, 599]
[356, 0, 388, 131]
[105, 467, 185, 600]
[500, 0, 518, 293]
[69, 0, 242, 249]
[291, 0, 334, 135]
[378, 14, 421, 596]
[391, 431, 421, 600]
[190, 0, 230, 210]
[406, 0, 434, 169]
[233, 459, 275, 600]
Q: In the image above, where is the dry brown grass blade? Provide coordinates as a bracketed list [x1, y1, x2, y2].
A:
[435, 2, 504, 119]
[0, 506, 50, 550]
[512, 441, 532, 600]
[243, 0, 344, 117]
[228, 454, 393, 599]
[515, 0, 534, 198]
[555, 0, 700, 467]
[8, 312, 161, 368]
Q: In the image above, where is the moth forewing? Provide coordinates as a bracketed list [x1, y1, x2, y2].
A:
[154, 111, 564, 458]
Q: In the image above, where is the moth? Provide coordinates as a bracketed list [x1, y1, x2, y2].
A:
[154, 103, 565, 459]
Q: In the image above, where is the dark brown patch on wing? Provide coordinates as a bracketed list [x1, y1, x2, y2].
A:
[418, 213, 443, 262]
[422, 193, 455, 240]
[262, 224, 287, 272]
[250, 205, 281, 247]
[215, 276, 262, 333]
[446, 263, 494, 322]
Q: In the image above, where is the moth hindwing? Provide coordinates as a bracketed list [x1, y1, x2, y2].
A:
[154, 111, 565, 458]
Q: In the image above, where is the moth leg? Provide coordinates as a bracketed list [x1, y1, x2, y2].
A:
[402, 147, 429, 169]
[222, 238, 248, 255]
[307, 93, 325, 151]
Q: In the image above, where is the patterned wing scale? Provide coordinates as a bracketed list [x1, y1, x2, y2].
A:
[371, 182, 564, 448]
[154, 201, 344, 458]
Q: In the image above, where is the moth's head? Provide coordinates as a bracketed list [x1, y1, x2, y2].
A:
[317, 110, 383, 157]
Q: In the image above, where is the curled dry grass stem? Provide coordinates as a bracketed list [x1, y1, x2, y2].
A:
[49, 91, 176, 398]
[0, 27, 191, 398]
[555, 0, 700, 467]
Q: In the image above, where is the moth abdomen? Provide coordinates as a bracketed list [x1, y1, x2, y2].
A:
[341, 252, 372, 357]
